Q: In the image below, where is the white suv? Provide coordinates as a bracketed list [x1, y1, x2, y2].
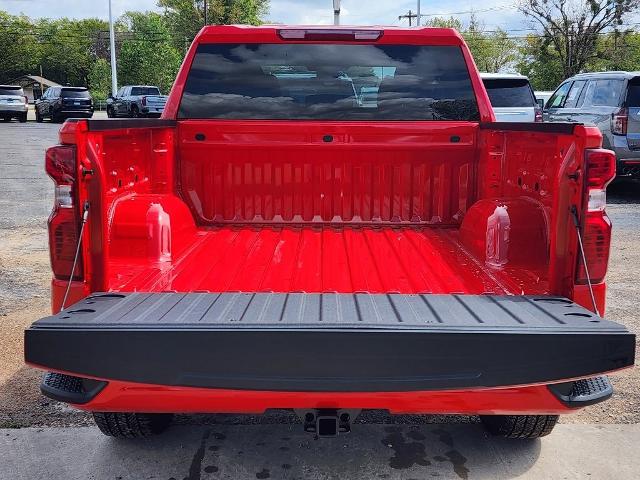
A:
[481, 73, 541, 122]
[0, 85, 28, 123]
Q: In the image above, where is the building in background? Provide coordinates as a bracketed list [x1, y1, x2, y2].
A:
[8, 75, 61, 103]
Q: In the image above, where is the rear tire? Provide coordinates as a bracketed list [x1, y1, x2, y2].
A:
[480, 415, 558, 439]
[35, 110, 43, 123]
[19, 112, 27, 123]
[92, 412, 173, 438]
[106, 106, 114, 118]
[131, 106, 140, 118]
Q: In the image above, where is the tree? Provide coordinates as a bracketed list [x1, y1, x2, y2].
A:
[88, 58, 112, 101]
[517, 35, 566, 90]
[589, 29, 640, 71]
[35, 18, 108, 86]
[519, 0, 640, 78]
[0, 12, 41, 84]
[117, 12, 182, 93]
[426, 16, 522, 73]
[158, 0, 269, 49]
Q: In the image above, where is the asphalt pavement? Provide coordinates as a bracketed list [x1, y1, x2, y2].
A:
[3, 424, 640, 480]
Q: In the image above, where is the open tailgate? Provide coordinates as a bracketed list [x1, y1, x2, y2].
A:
[25, 292, 635, 392]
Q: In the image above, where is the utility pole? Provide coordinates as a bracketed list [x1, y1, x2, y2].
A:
[204, 0, 208, 25]
[333, 0, 341, 26]
[416, 0, 421, 26]
[398, 10, 418, 26]
[39, 65, 44, 97]
[108, 0, 118, 97]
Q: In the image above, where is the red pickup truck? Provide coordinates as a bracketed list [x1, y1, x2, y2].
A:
[25, 26, 635, 440]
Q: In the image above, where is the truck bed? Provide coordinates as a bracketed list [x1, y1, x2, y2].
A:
[108, 226, 546, 295]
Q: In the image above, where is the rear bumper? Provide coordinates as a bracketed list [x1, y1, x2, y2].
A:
[36, 372, 614, 415]
[611, 137, 640, 176]
[0, 105, 27, 114]
[140, 107, 164, 116]
[58, 110, 94, 118]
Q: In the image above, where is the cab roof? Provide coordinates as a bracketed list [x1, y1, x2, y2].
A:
[195, 25, 466, 46]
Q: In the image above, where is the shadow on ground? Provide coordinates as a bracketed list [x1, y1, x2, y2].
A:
[608, 178, 640, 204]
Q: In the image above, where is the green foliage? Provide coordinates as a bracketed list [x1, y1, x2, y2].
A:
[88, 59, 112, 101]
[519, 0, 640, 79]
[117, 12, 182, 93]
[0, 12, 43, 84]
[425, 16, 521, 73]
[159, 0, 269, 49]
[0, 1, 270, 93]
[517, 36, 566, 90]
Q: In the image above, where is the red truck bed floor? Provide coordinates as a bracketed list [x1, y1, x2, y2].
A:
[108, 226, 547, 295]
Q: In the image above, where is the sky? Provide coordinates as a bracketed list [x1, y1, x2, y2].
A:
[0, 0, 529, 32]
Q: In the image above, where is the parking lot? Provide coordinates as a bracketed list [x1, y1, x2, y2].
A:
[1, 119, 639, 479]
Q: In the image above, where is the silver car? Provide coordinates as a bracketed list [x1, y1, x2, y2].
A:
[0, 85, 28, 123]
[481, 73, 541, 123]
[544, 71, 640, 179]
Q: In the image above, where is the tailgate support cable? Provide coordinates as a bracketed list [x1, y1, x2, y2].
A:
[60, 201, 90, 313]
[570, 205, 600, 317]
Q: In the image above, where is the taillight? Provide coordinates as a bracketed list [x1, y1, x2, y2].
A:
[576, 149, 616, 284]
[45, 145, 82, 280]
[611, 107, 628, 135]
[534, 106, 543, 122]
[23, 95, 28, 105]
[141, 96, 147, 106]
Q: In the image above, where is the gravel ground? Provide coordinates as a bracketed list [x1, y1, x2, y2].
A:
[0, 119, 638, 429]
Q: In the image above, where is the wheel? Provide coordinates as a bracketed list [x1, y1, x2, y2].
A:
[92, 412, 173, 438]
[35, 109, 43, 123]
[106, 106, 114, 118]
[480, 415, 558, 439]
[19, 112, 27, 123]
[131, 106, 140, 118]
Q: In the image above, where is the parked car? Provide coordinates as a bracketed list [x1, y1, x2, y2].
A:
[35, 86, 93, 123]
[544, 71, 640, 179]
[106, 85, 167, 118]
[481, 73, 542, 122]
[0, 85, 28, 123]
[535, 91, 554, 109]
[25, 26, 634, 441]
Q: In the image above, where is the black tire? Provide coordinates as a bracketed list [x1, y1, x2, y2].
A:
[106, 106, 114, 118]
[131, 106, 140, 118]
[92, 412, 173, 438]
[19, 112, 27, 123]
[35, 109, 43, 123]
[480, 415, 558, 439]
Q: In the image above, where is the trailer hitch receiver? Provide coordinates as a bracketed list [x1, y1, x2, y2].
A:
[295, 409, 360, 437]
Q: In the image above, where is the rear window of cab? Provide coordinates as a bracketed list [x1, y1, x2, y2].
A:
[179, 43, 480, 121]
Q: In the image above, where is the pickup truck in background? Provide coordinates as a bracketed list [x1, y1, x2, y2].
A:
[106, 85, 167, 118]
[25, 26, 635, 441]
